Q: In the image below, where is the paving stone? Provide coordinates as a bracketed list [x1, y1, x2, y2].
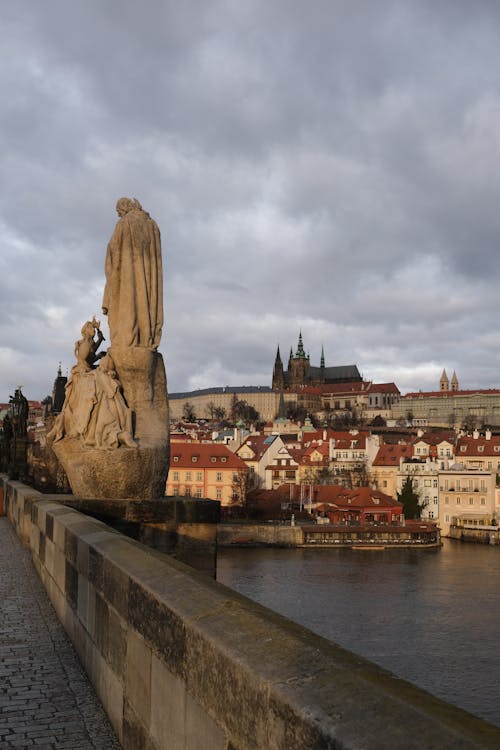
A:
[0, 518, 121, 749]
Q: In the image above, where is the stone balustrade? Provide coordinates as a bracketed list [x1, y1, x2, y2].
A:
[2, 474, 500, 749]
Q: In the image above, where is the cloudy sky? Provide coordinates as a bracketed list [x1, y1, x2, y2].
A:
[3, 0, 500, 402]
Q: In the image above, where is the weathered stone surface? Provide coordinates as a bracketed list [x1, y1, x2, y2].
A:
[49, 198, 170, 501]
[52, 438, 168, 499]
[6, 477, 500, 750]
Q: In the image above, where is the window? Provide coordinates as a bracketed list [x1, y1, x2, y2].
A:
[192, 456, 198, 462]
[456, 497, 461, 504]
[196, 472, 203, 481]
[433, 479, 438, 488]
[173, 456, 179, 462]
[481, 498, 486, 505]
[173, 471, 179, 481]
[185, 486, 192, 497]
[445, 514, 450, 522]
[216, 472, 223, 481]
[469, 498, 474, 505]
[195, 488, 202, 498]
[211, 457, 217, 463]
[185, 471, 192, 481]
[216, 488, 222, 500]
[221, 457, 227, 463]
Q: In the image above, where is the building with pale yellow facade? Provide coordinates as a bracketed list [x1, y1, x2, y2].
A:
[169, 386, 280, 423]
[166, 442, 248, 506]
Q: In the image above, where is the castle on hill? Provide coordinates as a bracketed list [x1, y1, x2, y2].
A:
[272, 332, 362, 390]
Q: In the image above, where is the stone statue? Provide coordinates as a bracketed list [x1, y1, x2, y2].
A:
[48, 319, 136, 451]
[74, 316, 105, 371]
[102, 197, 163, 349]
[50, 196, 169, 500]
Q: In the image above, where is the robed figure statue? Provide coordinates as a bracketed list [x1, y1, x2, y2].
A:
[102, 197, 163, 349]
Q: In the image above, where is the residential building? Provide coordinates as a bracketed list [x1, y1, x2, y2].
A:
[371, 443, 413, 497]
[438, 467, 496, 536]
[235, 434, 286, 489]
[166, 442, 248, 505]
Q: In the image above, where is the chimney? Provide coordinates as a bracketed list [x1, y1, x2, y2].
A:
[486, 429, 492, 440]
[473, 429, 479, 439]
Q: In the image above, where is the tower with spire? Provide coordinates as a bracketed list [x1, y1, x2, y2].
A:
[271, 331, 362, 390]
[439, 369, 449, 392]
[272, 346, 285, 390]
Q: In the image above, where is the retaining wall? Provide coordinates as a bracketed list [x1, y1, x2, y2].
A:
[2, 475, 500, 749]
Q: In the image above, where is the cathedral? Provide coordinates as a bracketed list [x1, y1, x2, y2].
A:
[272, 333, 362, 390]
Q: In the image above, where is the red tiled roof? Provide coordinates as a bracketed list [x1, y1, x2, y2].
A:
[456, 435, 500, 457]
[403, 390, 500, 398]
[413, 431, 456, 446]
[237, 435, 278, 460]
[372, 444, 413, 466]
[366, 383, 400, 394]
[170, 442, 248, 469]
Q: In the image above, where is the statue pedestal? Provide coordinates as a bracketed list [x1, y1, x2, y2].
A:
[52, 439, 168, 500]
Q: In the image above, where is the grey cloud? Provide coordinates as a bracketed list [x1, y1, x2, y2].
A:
[3, 1, 500, 399]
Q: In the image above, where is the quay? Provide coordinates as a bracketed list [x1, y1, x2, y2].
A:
[217, 521, 441, 549]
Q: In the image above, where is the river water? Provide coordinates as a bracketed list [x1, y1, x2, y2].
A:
[217, 539, 500, 727]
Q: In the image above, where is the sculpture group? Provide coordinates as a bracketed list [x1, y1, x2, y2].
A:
[49, 198, 169, 499]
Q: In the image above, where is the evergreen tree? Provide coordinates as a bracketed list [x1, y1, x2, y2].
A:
[397, 476, 426, 519]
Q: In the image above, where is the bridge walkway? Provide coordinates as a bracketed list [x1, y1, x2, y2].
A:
[0, 517, 120, 749]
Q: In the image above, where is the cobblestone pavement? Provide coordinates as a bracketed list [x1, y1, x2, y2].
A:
[0, 518, 121, 750]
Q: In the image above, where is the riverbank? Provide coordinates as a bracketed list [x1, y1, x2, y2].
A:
[217, 521, 441, 549]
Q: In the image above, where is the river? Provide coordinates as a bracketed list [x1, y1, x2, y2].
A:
[216, 539, 500, 727]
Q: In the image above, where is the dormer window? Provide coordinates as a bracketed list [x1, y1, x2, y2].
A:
[478, 446, 484, 453]
[460, 446, 466, 452]
[192, 456, 198, 462]
[173, 456, 179, 462]
[221, 457, 227, 462]
[211, 457, 217, 462]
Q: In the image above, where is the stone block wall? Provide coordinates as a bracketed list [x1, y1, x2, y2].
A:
[3, 475, 500, 750]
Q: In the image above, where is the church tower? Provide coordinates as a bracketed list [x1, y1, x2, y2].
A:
[51, 363, 68, 413]
[288, 331, 310, 388]
[272, 346, 285, 391]
[439, 369, 449, 392]
[451, 371, 459, 392]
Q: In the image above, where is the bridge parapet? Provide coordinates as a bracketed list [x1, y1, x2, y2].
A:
[2, 474, 499, 749]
